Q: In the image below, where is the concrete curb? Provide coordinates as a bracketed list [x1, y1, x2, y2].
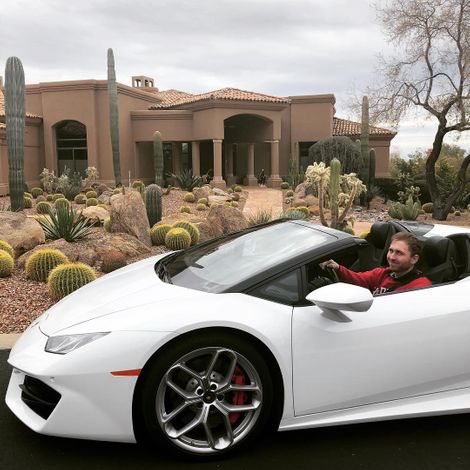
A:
[0, 334, 20, 350]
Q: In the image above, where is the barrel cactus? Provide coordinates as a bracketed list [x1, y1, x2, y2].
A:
[31, 187, 43, 198]
[53, 193, 65, 201]
[231, 201, 239, 208]
[0, 251, 14, 277]
[153, 130, 164, 186]
[48, 262, 97, 300]
[132, 181, 145, 198]
[145, 184, 162, 226]
[172, 221, 200, 245]
[0, 240, 15, 258]
[103, 217, 111, 232]
[285, 208, 308, 220]
[25, 248, 69, 282]
[150, 223, 172, 246]
[36, 201, 52, 214]
[184, 192, 196, 203]
[23, 196, 32, 208]
[54, 197, 70, 211]
[180, 205, 191, 213]
[86, 197, 98, 207]
[196, 203, 206, 211]
[36, 195, 46, 202]
[46, 194, 54, 201]
[5, 56, 26, 212]
[422, 202, 433, 213]
[197, 197, 208, 206]
[85, 190, 97, 199]
[74, 194, 86, 204]
[165, 228, 192, 250]
[280, 182, 290, 189]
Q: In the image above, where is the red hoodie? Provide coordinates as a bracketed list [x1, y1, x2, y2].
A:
[338, 265, 432, 296]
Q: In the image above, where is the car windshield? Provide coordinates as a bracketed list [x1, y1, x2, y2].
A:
[164, 222, 335, 293]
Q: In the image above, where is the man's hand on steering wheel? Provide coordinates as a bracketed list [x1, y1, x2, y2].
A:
[319, 259, 340, 283]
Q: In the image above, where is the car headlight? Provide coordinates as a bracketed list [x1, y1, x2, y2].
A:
[45, 332, 110, 355]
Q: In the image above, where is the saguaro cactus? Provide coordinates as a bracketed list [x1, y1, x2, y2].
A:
[145, 184, 162, 226]
[4, 56, 25, 211]
[360, 96, 370, 185]
[153, 131, 164, 185]
[107, 48, 121, 186]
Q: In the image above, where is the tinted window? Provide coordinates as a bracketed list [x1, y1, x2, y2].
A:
[248, 270, 301, 305]
[166, 222, 334, 293]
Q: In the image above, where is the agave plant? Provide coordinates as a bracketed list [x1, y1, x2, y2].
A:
[169, 169, 202, 191]
[37, 204, 95, 242]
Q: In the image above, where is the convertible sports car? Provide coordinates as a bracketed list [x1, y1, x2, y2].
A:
[6, 219, 470, 457]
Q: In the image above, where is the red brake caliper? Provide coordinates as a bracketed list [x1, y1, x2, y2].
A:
[230, 365, 248, 424]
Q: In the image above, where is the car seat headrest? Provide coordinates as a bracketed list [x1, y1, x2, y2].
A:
[422, 236, 455, 267]
[366, 222, 394, 249]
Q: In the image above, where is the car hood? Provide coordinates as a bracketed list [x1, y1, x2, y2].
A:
[39, 254, 193, 336]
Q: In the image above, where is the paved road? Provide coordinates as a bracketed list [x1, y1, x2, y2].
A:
[1, 349, 470, 470]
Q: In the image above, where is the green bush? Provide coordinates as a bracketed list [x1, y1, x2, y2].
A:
[184, 192, 196, 203]
[48, 262, 96, 300]
[342, 226, 355, 235]
[172, 221, 200, 245]
[0, 240, 15, 258]
[165, 228, 192, 250]
[0, 251, 14, 277]
[25, 248, 69, 282]
[150, 224, 172, 245]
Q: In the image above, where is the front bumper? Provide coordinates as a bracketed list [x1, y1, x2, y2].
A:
[6, 324, 174, 443]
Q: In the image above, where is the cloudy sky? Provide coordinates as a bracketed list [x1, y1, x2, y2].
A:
[1, 0, 469, 157]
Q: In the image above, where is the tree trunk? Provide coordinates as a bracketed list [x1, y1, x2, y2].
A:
[427, 124, 447, 220]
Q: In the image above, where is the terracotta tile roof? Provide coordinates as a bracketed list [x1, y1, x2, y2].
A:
[149, 87, 289, 109]
[153, 89, 194, 106]
[0, 89, 42, 119]
[333, 117, 395, 136]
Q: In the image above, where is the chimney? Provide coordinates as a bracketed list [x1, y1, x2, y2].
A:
[131, 75, 158, 92]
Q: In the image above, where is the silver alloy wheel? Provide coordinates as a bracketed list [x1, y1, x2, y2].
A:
[155, 347, 263, 454]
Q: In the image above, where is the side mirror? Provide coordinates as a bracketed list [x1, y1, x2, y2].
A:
[306, 283, 373, 321]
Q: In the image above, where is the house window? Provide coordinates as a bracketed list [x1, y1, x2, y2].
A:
[55, 121, 88, 175]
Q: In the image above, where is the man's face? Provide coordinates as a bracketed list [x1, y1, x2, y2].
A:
[386, 240, 419, 276]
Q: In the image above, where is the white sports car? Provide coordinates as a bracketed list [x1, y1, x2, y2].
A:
[6, 219, 470, 458]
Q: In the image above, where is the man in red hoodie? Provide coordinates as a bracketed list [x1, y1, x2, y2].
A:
[320, 232, 432, 295]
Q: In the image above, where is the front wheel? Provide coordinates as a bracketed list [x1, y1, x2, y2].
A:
[137, 333, 275, 457]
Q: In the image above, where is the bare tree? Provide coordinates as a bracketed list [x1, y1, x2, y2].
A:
[371, 0, 470, 220]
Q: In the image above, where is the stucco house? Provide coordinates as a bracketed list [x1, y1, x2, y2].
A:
[0, 75, 395, 195]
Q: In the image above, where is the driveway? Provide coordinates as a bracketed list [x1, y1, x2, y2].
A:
[1, 350, 470, 469]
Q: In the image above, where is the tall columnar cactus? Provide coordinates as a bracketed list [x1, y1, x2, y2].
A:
[153, 131, 164, 186]
[360, 96, 370, 186]
[329, 159, 341, 228]
[145, 184, 162, 226]
[107, 48, 121, 186]
[369, 148, 376, 186]
[4, 56, 26, 211]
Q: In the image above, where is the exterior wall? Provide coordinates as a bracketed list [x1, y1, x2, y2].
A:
[370, 136, 393, 177]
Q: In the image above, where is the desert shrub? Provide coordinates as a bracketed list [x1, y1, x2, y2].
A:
[101, 251, 127, 273]
[172, 221, 200, 245]
[86, 198, 98, 207]
[283, 208, 309, 220]
[184, 192, 196, 203]
[180, 205, 191, 213]
[150, 224, 172, 245]
[0, 251, 14, 277]
[196, 203, 206, 211]
[247, 209, 272, 227]
[280, 182, 290, 189]
[309, 136, 362, 174]
[0, 240, 15, 258]
[85, 190, 97, 199]
[422, 202, 433, 213]
[25, 248, 69, 282]
[31, 187, 43, 198]
[48, 262, 96, 300]
[23, 196, 33, 208]
[165, 228, 192, 250]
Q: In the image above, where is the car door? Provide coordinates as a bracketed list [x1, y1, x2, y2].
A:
[292, 279, 470, 416]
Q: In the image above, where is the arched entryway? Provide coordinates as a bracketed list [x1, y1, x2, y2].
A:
[55, 120, 88, 175]
[223, 114, 274, 186]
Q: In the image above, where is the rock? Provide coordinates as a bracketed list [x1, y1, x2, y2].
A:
[82, 206, 109, 223]
[95, 183, 112, 196]
[208, 195, 231, 205]
[0, 212, 45, 256]
[193, 186, 211, 201]
[97, 190, 114, 204]
[206, 205, 247, 236]
[109, 190, 151, 246]
[212, 187, 230, 197]
[294, 182, 314, 198]
[17, 230, 151, 268]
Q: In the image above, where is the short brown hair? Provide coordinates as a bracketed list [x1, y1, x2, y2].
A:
[391, 232, 421, 257]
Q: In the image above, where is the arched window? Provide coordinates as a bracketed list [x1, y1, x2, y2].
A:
[55, 121, 88, 175]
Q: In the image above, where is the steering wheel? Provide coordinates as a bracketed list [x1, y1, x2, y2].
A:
[323, 267, 339, 283]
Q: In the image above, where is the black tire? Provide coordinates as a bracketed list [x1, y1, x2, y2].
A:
[136, 331, 275, 458]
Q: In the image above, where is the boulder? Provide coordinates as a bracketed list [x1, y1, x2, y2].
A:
[206, 205, 247, 236]
[82, 206, 109, 224]
[212, 187, 230, 197]
[208, 195, 230, 205]
[109, 190, 151, 246]
[17, 230, 151, 268]
[95, 183, 112, 196]
[294, 182, 314, 198]
[193, 186, 211, 201]
[0, 212, 45, 256]
[97, 190, 114, 204]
